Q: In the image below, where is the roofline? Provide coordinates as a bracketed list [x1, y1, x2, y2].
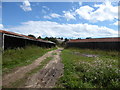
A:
[0, 30, 55, 44]
[37, 39, 55, 44]
[68, 37, 120, 43]
[3, 33, 37, 41]
[0, 30, 35, 40]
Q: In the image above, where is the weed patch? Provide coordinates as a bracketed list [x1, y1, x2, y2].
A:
[57, 48, 119, 88]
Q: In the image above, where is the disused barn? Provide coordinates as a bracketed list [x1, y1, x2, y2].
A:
[0, 30, 56, 50]
[66, 37, 120, 51]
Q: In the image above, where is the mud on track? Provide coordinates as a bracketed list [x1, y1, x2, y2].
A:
[2, 48, 64, 88]
[25, 48, 64, 88]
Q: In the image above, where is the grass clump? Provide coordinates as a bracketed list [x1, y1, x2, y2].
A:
[28, 57, 53, 75]
[52, 53, 57, 55]
[57, 48, 119, 88]
[2, 45, 56, 74]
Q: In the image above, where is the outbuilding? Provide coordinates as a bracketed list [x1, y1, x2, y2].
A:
[66, 37, 120, 51]
[0, 30, 56, 50]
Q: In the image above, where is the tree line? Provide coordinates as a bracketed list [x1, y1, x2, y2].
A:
[28, 34, 92, 46]
[28, 34, 69, 46]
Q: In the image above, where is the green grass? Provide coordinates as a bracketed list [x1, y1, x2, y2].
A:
[0, 51, 2, 76]
[56, 48, 120, 88]
[10, 56, 53, 88]
[2, 45, 57, 74]
[52, 53, 57, 55]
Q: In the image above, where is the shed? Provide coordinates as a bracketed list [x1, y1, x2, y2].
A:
[0, 30, 56, 50]
[66, 37, 120, 51]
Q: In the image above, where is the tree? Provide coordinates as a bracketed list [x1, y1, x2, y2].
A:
[61, 38, 69, 47]
[28, 34, 36, 38]
[43, 37, 59, 45]
[65, 38, 69, 42]
[86, 37, 92, 39]
[77, 38, 81, 39]
[37, 36, 41, 39]
[43, 37, 49, 40]
[61, 37, 63, 40]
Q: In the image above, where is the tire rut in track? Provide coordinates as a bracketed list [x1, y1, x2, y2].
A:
[24, 48, 64, 88]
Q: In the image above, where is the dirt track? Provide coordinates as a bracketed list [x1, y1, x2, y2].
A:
[2, 48, 64, 88]
[25, 48, 64, 88]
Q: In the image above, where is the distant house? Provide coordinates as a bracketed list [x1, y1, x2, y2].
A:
[56, 39, 65, 44]
[66, 37, 120, 51]
[0, 30, 56, 50]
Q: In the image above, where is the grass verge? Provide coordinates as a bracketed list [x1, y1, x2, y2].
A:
[56, 48, 119, 88]
[2, 45, 57, 74]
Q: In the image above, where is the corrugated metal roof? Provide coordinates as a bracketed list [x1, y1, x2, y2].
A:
[68, 37, 120, 43]
[0, 30, 35, 40]
[37, 39, 55, 44]
[0, 30, 55, 44]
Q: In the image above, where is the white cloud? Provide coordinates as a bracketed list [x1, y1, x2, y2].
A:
[6, 21, 118, 38]
[42, 9, 47, 14]
[42, 6, 49, 10]
[20, 0, 32, 12]
[79, 1, 82, 6]
[0, 24, 4, 29]
[113, 21, 120, 26]
[43, 13, 61, 19]
[63, 11, 76, 21]
[43, 15, 52, 19]
[43, 11, 76, 21]
[75, 5, 94, 20]
[50, 13, 61, 18]
[75, 1, 118, 22]
[42, 6, 50, 14]
[42, 1, 118, 22]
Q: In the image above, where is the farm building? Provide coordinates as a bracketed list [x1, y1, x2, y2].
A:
[66, 37, 120, 51]
[0, 30, 56, 50]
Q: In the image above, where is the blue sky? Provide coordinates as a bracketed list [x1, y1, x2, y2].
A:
[0, 0, 119, 39]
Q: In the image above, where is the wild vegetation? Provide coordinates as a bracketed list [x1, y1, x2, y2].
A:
[2, 45, 56, 74]
[56, 48, 120, 88]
